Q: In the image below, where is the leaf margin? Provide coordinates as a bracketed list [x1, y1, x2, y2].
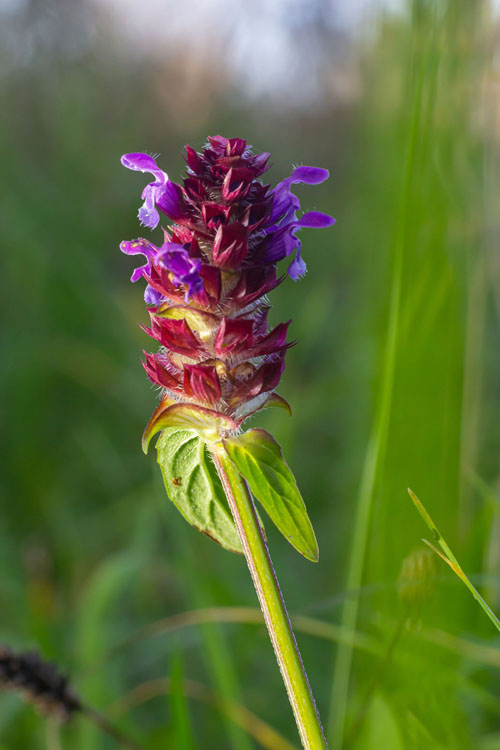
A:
[223, 428, 319, 562]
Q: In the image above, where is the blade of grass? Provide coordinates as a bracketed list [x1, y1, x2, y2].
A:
[458, 257, 487, 536]
[84, 606, 380, 676]
[468, 471, 500, 515]
[408, 488, 500, 632]
[169, 650, 195, 750]
[327, 29, 432, 750]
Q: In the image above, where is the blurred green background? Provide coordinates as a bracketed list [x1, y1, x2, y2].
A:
[1, 0, 500, 747]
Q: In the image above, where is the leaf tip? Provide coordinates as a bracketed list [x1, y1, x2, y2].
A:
[300, 550, 319, 563]
[299, 538, 319, 562]
[142, 396, 176, 456]
[141, 430, 150, 455]
[408, 488, 422, 511]
[265, 392, 293, 417]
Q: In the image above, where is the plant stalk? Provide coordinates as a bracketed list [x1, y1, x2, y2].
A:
[213, 445, 328, 750]
[81, 704, 144, 750]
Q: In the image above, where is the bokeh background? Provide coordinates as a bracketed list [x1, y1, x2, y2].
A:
[2, 0, 500, 748]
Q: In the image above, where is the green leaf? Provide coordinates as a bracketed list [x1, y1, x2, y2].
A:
[223, 429, 319, 562]
[156, 428, 242, 554]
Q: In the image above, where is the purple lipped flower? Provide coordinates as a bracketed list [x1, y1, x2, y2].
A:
[156, 241, 203, 301]
[121, 153, 170, 229]
[264, 210, 335, 280]
[270, 165, 330, 224]
[120, 238, 157, 281]
[287, 210, 336, 280]
[120, 237, 165, 305]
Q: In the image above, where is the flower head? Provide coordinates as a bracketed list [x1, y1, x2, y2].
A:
[121, 136, 334, 440]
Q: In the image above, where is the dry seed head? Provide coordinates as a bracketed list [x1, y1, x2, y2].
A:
[0, 646, 80, 721]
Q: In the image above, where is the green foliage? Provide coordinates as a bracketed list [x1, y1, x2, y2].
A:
[156, 428, 242, 554]
[224, 430, 318, 562]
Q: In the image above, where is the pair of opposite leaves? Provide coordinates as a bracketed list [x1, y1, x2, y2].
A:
[153, 427, 319, 562]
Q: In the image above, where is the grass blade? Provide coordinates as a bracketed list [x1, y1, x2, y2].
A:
[408, 488, 500, 633]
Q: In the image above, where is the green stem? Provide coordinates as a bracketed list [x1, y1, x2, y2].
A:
[80, 704, 144, 750]
[213, 446, 328, 750]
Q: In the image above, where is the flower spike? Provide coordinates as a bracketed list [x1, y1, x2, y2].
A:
[121, 136, 334, 436]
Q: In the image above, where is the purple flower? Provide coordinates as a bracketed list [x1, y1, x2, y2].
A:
[261, 165, 334, 279]
[144, 286, 163, 306]
[120, 237, 157, 281]
[121, 236, 203, 303]
[156, 242, 203, 301]
[270, 165, 330, 224]
[120, 237, 164, 305]
[264, 210, 335, 280]
[121, 153, 169, 229]
[156, 181, 189, 221]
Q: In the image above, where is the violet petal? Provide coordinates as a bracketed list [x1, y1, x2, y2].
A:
[120, 238, 157, 283]
[156, 242, 203, 301]
[121, 152, 169, 229]
[288, 165, 329, 185]
[288, 242, 307, 281]
[144, 286, 163, 306]
[296, 211, 336, 228]
[156, 181, 185, 220]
